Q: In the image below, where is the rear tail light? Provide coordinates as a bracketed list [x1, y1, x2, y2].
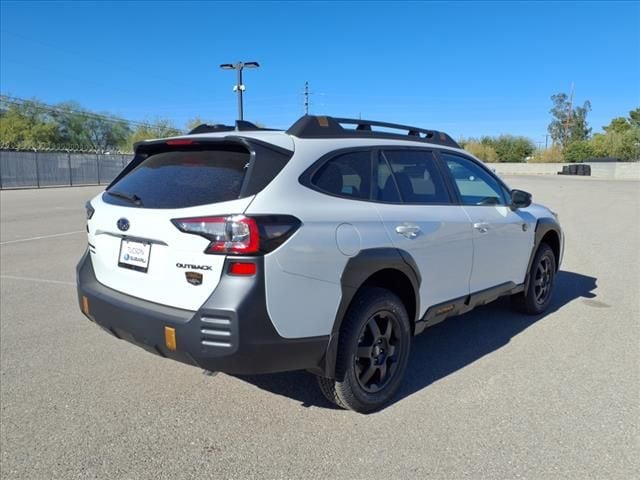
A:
[171, 214, 301, 255]
[172, 215, 258, 254]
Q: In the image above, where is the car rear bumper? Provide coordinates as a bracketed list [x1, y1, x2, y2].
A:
[76, 250, 329, 375]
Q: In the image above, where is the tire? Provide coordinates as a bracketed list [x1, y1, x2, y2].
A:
[317, 287, 412, 413]
[512, 243, 557, 315]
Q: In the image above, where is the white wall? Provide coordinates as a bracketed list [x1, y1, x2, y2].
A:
[492, 162, 640, 180]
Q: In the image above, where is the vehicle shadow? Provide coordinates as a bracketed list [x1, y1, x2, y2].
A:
[233, 270, 597, 411]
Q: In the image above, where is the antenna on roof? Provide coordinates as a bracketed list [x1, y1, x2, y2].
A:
[304, 81, 310, 115]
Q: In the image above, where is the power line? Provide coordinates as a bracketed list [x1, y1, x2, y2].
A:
[0, 94, 161, 129]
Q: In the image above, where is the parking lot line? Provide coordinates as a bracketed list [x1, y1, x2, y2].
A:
[0, 230, 85, 245]
[0, 275, 75, 286]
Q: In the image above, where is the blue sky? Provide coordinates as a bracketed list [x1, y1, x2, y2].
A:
[1, 1, 639, 143]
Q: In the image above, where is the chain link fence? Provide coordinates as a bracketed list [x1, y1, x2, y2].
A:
[0, 149, 134, 189]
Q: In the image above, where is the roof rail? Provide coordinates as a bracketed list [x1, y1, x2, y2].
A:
[286, 115, 460, 148]
[188, 120, 277, 135]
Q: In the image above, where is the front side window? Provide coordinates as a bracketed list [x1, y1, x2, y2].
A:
[378, 150, 450, 204]
[311, 151, 372, 200]
[440, 153, 509, 206]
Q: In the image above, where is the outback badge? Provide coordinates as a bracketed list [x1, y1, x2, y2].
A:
[185, 271, 203, 286]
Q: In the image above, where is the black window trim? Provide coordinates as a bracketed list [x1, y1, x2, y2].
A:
[299, 145, 457, 206]
[376, 149, 402, 203]
[298, 146, 377, 203]
[375, 148, 454, 206]
[108, 136, 293, 196]
[434, 149, 513, 207]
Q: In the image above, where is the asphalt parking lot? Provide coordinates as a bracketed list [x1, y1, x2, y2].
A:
[1, 176, 639, 479]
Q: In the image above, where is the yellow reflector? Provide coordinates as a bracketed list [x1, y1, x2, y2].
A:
[164, 326, 177, 351]
[82, 296, 90, 315]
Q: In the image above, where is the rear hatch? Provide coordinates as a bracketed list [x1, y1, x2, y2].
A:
[86, 138, 290, 311]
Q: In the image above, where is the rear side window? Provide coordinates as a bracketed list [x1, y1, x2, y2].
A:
[311, 151, 372, 200]
[104, 144, 254, 209]
[379, 150, 450, 204]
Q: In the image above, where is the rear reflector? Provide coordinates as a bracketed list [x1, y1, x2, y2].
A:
[82, 296, 90, 315]
[164, 326, 177, 351]
[228, 262, 257, 276]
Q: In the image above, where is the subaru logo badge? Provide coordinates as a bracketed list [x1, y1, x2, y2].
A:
[117, 218, 130, 232]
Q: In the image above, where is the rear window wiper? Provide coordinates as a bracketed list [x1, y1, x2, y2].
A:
[106, 190, 144, 206]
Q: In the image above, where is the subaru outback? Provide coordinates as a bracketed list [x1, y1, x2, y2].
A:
[77, 115, 563, 412]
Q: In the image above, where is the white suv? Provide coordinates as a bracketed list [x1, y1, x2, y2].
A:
[77, 115, 563, 412]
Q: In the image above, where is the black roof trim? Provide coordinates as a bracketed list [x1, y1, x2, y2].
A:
[188, 120, 277, 135]
[286, 115, 460, 149]
[189, 124, 235, 134]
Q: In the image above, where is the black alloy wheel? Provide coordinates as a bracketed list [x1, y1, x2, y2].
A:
[316, 287, 411, 413]
[511, 243, 557, 315]
[533, 254, 554, 305]
[354, 310, 402, 393]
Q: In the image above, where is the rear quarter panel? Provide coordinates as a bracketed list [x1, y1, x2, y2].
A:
[246, 140, 390, 338]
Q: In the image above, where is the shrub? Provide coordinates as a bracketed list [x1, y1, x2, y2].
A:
[530, 146, 564, 163]
[480, 135, 535, 162]
[590, 129, 640, 161]
[563, 140, 595, 163]
[464, 141, 498, 162]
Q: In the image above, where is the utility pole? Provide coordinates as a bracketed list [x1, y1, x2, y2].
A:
[304, 81, 310, 115]
[563, 82, 574, 147]
[219, 61, 260, 121]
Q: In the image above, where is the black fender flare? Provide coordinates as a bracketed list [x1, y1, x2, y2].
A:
[524, 217, 563, 291]
[321, 247, 421, 378]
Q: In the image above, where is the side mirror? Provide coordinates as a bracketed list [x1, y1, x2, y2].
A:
[511, 189, 532, 210]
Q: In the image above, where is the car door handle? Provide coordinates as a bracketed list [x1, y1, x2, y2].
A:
[395, 224, 421, 239]
[473, 222, 490, 233]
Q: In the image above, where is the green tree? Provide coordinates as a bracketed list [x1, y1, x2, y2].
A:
[127, 119, 182, 147]
[547, 93, 591, 148]
[52, 101, 131, 150]
[569, 102, 592, 142]
[590, 131, 638, 161]
[85, 117, 130, 151]
[590, 107, 640, 161]
[0, 100, 58, 147]
[563, 140, 595, 162]
[1, 98, 133, 150]
[629, 107, 640, 128]
[603, 117, 631, 134]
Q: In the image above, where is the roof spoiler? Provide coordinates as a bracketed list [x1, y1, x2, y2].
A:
[188, 120, 276, 134]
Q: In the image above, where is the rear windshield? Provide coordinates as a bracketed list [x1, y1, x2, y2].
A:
[104, 144, 250, 209]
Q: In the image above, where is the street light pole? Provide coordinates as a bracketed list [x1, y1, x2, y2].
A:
[219, 61, 260, 121]
[236, 67, 244, 121]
